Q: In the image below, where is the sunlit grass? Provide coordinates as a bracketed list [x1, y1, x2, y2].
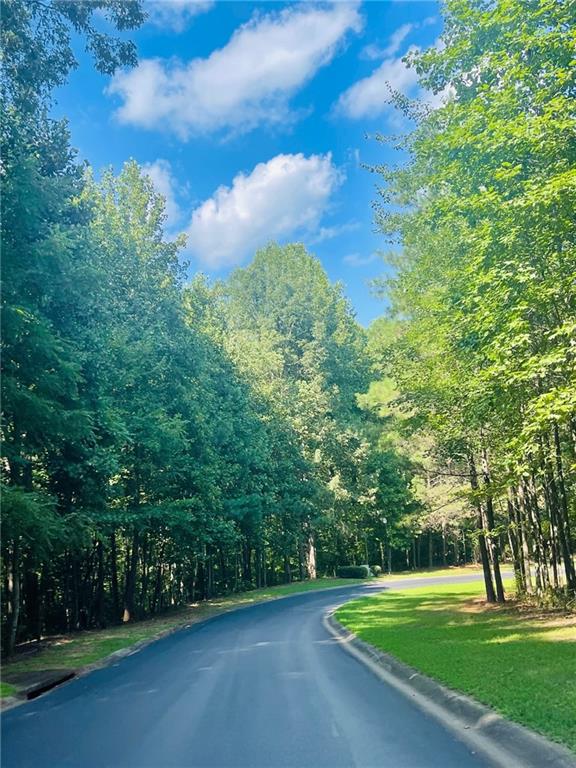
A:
[336, 580, 576, 751]
[379, 565, 485, 580]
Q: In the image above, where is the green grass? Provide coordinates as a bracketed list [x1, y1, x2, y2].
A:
[336, 580, 576, 751]
[1, 576, 366, 691]
[379, 565, 485, 580]
[0, 682, 17, 698]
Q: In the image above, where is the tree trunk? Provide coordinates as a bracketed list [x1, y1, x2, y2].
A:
[306, 531, 317, 579]
[123, 529, 139, 622]
[552, 424, 576, 590]
[110, 531, 120, 621]
[481, 448, 505, 602]
[506, 489, 525, 594]
[283, 553, 291, 583]
[7, 539, 21, 655]
[469, 455, 496, 602]
[94, 540, 106, 627]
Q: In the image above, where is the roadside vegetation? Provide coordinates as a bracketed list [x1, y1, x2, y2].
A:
[337, 580, 576, 751]
[366, 0, 576, 607]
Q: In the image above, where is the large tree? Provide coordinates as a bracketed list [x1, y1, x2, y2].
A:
[372, 0, 576, 599]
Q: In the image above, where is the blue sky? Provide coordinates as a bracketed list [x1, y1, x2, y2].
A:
[55, 1, 441, 326]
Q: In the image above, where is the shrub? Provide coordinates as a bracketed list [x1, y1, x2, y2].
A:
[371, 565, 382, 576]
[337, 565, 371, 579]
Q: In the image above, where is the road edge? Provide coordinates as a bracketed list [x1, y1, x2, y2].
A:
[324, 609, 576, 768]
[0, 579, 376, 713]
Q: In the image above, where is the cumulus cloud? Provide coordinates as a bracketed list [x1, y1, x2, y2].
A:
[145, 0, 214, 33]
[142, 159, 183, 229]
[336, 44, 451, 121]
[336, 46, 421, 119]
[185, 153, 343, 268]
[109, 3, 362, 138]
[337, 18, 449, 121]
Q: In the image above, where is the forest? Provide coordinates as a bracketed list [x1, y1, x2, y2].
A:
[1, 0, 575, 657]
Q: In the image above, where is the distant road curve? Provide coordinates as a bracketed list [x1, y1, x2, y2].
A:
[2, 574, 493, 768]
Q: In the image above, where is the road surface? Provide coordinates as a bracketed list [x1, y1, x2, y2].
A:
[2, 575, 493, 768]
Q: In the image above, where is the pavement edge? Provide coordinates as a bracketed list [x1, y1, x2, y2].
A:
[1, 579, 377, 712]
[324, 609, 576, 768]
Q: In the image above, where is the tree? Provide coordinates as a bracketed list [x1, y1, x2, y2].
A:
[372, 0, 576, 600]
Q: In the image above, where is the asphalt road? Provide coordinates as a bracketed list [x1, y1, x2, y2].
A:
[2, 575, 494, 768]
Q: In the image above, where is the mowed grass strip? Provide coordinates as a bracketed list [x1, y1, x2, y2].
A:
[1, 577, 367, 688]
[336, 580, 576, 751]
[0, 682, 17, 698]
[380, 565, 484, 580]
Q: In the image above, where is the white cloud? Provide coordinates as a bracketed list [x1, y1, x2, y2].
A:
[336, 39, 451, 121]
[185, 153, 342, 268]
[336, 46, 421, 120]
[142, 159, 183, 229]
[145, 0, 214, 33]
[109, 3, 362, 138]
[361, 23, 414, 60]
[309, 220, 360, 245]
[360, 17, 436, 61]
[342, 252, 379, 267]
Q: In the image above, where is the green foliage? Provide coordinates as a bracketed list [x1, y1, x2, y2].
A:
[370, 0, 576, 598]
[337, 565, 371, 579]
[1, 486, 63, 558]
[0, 0, 422, 649]
[1, 0, 144, 111]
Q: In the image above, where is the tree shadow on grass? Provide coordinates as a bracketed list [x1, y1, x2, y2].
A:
[337, 590, 576, 751]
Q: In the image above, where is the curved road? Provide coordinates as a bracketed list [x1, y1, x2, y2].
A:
[2, 575, 492, 768]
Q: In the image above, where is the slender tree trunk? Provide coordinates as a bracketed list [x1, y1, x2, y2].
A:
[481, 448, 505, 602]
[95, 540, 106, 627]
[283, 553, 291, 583]
[110, 531, 120, 621]
[123, 529, 139, 622]
[552, 424, 576, 590]
[140, 535, 149, 614]
[469, 455, 496, 602]
[219, 548, 228, 592]
[507, 489, 525, 594]
[525, 475, 549, 593]
[514, 485, 533, 594]
[306, 531, 317, 579]
[7, 539, 21, 655]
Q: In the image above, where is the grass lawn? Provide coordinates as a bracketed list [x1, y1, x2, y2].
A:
[1, 576, 367, 694]
[380, 565, 485, 580]
[336, 580, 576, 752]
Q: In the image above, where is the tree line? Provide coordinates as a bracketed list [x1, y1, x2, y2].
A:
[370, 0, 576, 603]
[1, 0, 424, 653]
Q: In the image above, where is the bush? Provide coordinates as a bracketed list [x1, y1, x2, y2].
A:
[337, 565, 371, 579]
[371, 565, 382, 576]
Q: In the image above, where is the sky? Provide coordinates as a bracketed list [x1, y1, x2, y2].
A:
[54, 0, 442, 327]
